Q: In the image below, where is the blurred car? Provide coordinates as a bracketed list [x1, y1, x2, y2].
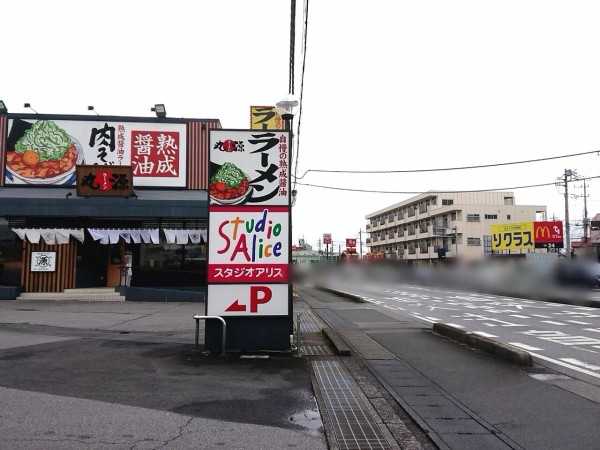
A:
[553, 260, 600, 289]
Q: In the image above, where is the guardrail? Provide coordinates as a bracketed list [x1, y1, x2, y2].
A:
[193, 315, 226, 355]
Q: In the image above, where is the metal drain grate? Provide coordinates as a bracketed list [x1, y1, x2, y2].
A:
[302, 345, 332, 356]
[312, 360, 394, 450]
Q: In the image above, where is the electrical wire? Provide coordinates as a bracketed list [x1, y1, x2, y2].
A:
[295, 174, 600, 194]
[295, 150, 599, 179]
[292, 0, 309, 193]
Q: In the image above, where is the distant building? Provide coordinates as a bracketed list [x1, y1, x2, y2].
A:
[572, 213, 600, 261]
[365, 191, 546, 264]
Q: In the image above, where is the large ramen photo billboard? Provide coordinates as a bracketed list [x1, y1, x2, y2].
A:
[4, 118, 187, 187]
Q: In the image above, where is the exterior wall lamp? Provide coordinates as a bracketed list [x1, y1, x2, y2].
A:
[24, 103, 39, 114]
[151, 104, 167, 118]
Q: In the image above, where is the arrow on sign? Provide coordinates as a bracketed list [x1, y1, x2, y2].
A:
[225, 299, 246, 312]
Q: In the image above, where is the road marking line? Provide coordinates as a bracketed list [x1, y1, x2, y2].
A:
[541, 321, 567, 326]
[559, 358, 600, 371]
[583, 328, 600, 333]
[530, 353, 600, 379]
[508, 342, 544, 351]
[445, 323, 464, 328]
[510, 314, 530, 319]
[410, 314, 437, 324]
[531, 314, 552, 318]
[483, 323, 498, 327]
[473, 331, 497, 338]
[568, 321, 592, 325]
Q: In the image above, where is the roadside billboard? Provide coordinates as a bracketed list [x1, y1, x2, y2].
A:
[492, 221, 564, 251]
[533, 221, 564, 248]
[491, 222, 535, 251]
[207, 129, 291, 322]
[4, 117, 187, 187]
[207, 206, 289, 283]
[249, 106, 284, 130]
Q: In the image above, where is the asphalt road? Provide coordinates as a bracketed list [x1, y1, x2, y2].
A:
[322, 277, 600, 386]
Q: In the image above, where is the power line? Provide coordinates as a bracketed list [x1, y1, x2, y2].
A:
[292, 0, 310, 192]
[295, 175, 600, 194]
[295, 150, 599, 179]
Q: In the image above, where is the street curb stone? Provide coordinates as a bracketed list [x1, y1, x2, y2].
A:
[322, 327, 351, 356]
[433, 323, 533, 366]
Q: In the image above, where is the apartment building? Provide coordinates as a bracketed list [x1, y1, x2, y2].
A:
[365, 191, 546, 263]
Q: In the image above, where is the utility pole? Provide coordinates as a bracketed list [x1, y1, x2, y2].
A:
[557, 169, 576, 259]
[453, 226, 458, 258]
[583, 179, 589, 250]
[358, 229, 365, 260]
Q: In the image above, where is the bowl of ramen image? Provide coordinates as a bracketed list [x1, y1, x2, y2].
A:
[5, 120, 84, 185]
[209, 162, 254, 205]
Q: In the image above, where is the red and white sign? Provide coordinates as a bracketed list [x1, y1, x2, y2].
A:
[5, 117, 186, 187]
[346, 238, 356, 247]
[208, 205, 289, 283]
[209, 129, 291, 206]
[207, 284, 289, 316]
[533, 221, 563, 244]
[323, 233, 332, 244]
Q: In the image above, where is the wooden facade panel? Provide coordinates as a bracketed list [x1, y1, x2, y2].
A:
[21, 240, 77, 292]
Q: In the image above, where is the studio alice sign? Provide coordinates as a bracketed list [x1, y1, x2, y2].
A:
[208, 206, 289, 283]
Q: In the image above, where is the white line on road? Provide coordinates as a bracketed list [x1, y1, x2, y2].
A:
[410, 314, 437, 324]
[541, 321, 567, 326]
[559, 358, 600, 371]
[567, 321, 592, 325]
[445, 323, 464, 328]
[510, 315, 530, 319]
[583, 328, 600, 333]
[472, 331, 498, 338]
[508, 342, 544, 351]
[531, 314, 552, 318]
[531, 353, 600, 380]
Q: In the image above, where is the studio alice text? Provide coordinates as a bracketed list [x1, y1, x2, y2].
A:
[217, 209, 284, 262]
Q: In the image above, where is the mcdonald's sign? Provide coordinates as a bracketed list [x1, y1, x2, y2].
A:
[533, 221, 563, 248]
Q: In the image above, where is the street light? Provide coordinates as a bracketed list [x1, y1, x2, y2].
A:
[275, 94, 299, 130]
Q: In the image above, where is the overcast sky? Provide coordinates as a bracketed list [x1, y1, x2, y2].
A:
[3, 1, 600, 251]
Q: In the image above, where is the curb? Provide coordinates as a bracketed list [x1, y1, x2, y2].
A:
[322, 327, 351, 356]
[433, 323, 533, 366]
[314, 286, 365, 303]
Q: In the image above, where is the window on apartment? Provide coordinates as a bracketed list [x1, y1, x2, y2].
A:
[466, 214, 480, 222]
[507, 214, 511, 220]
[484, 214, 497, 220]
[450, 212, 457, 221]
[467, 237, 481, 246]
[442, 199, 454, 206]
